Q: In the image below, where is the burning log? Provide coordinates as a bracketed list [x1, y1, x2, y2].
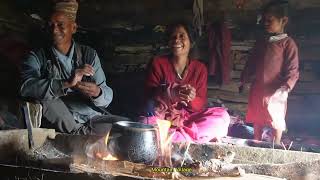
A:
[71, 159, 245, 179]
[80, 119, 245, 179]
[79, 137, 246, 179]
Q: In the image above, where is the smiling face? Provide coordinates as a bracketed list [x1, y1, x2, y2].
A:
[263, 13, 288, 34]
[48, 12, 77, 47]
[168, 25, 191, 57]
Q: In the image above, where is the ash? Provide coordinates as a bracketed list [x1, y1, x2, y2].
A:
[33, 141, 70, 160]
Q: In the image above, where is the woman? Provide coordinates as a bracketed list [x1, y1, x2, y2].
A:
[141, 22, 230, 143]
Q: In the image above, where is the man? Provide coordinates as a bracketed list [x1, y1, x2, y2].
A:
[20, 0, 128, 134]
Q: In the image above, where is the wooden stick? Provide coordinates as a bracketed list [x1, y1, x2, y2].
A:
[181, 142, 191, 167]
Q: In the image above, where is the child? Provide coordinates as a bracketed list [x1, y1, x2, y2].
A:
[240, 0, 299, 144]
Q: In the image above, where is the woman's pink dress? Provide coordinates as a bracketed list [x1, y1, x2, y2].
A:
[142, 55, 230, 143]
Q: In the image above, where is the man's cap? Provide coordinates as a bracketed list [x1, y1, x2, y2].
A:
[53, 0, 78, 21]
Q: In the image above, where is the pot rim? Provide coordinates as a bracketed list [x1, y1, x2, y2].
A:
[113, 121, 157, 131]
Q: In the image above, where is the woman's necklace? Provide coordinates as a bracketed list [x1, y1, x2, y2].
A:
[176, 71, 183, 80]
[174, 59, 189, 80]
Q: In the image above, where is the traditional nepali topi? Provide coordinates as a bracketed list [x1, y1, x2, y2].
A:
[53, 0, 78, 21]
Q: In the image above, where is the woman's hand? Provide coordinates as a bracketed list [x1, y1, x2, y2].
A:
[177, 84, 196, 102]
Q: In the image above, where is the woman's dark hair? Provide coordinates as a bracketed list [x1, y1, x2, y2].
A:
[166, 21, 195, 46]
[166, 21, 199, 59]
[262, 0, 289, 18]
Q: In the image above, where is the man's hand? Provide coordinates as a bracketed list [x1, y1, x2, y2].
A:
[75, 82, 101, 98]
[64, 64, 94, 88]
[177, 84, 196, 102]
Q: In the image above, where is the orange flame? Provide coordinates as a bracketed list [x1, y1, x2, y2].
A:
[102, 154, 118, 161]
[157, 119, 171, 152]
[95, 130, 118, 161]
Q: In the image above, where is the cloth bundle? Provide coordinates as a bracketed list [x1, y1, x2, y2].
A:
[267, 87, 288, 131]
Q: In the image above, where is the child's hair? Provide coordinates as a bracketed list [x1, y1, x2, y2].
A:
[262, 0, 289, 18]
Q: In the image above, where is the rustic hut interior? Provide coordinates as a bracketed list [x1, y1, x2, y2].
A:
[0, 0, 320, 179]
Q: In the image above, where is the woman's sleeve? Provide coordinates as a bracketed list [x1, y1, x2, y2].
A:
[188, 64, 207, 112]
[145, 57, 178, 103]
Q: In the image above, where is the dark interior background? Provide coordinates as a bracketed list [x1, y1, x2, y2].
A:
[0, 0, 319, 135]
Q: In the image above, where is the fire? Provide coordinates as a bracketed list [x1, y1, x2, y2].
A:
[102, 154, 118, 161]
[157, 119, 171, 151]
[156, 119, 174, 167]
[92, 129, 118, 161]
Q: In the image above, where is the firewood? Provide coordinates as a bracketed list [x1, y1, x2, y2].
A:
[192, 159, 245, 177]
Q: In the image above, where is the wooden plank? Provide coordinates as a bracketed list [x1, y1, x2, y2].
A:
[114, 45, 153, 53]
[208, 81, 241, 93]
[231, 70, 241, 79]
[234, 64, 245, 71]
[299, 71, 319, 82]
[303, 63, 314, 71]
[299, 47, 320, 61]
[207, 89, 248, 103]
[292, 81, 320, 94]
[224, 102, 247, 113]
[112, 53, 153, 63]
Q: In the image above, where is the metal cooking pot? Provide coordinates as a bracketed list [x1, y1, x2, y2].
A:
[108, 121, 159, 164]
